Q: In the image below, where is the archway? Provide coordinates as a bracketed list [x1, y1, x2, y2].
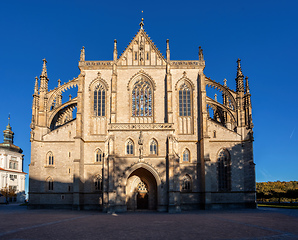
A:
[126, 168, 157, 210]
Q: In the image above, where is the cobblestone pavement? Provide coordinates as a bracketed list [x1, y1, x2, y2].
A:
[0, 204, 298, 240]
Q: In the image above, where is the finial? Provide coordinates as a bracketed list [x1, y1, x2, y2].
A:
[237, 58, 243, 77]
[214, 94, 217, 101]
[5, 113, 12, 131]
[41, 58, 47, 78]
[199, 46, 204, 61]
[97, 71, 101, 78]
[113, 40, 118, 61]
[236, 58, 244, 92]
[166, 39, 170, 61]
[223, 78, 227, 86]
[58, 79, 61, 87]
[139, 11, 144, 29]
[80, 46, 85, 61]
[69, 94, 72, 101]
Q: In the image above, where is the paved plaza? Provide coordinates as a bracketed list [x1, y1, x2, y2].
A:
[1, 204, 298, 240]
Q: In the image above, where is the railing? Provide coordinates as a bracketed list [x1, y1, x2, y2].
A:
[108, 123, 173, 130]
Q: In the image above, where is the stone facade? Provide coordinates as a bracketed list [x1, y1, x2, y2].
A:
[29, 21, 255, 211]
[0, 119, 26, 203]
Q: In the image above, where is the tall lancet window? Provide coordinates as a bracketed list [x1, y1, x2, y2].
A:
[94, 84, 105, 116]
[150, 139, 157, 155]
[179, 84, 191, 116]
[217, 149, 231, 191]
[132, 79, 152, 117]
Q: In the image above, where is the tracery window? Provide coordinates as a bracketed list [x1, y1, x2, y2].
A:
[95, 149, 103, 163]
[183, 149, 190, 162]
[94, 175, 103, 191]
[181, 175, 191, 191]
[94, 84, 105, 116]
[217, 149, 231, 191]
[150, 139, 157, 155]
[47, 152, 54, 166]
[137, 180, 148, 193]
[132, 79, 152, 117]
[126, 139, 134, 155]
[179, 84, 191, 116]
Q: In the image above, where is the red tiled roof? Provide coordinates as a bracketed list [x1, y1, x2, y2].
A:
[0, 167, 27, 174]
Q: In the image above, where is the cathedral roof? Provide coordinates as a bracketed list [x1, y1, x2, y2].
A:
[117, 19, 166, 66]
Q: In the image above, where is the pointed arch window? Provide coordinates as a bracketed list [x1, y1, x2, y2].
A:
[217, 149, 231, 191]
[183, 149, 190, 162]
[95, 149, 103, 163]
[94, 175, 103, 191]
[126, 139, 134, 155]
[132, 79, 152, 117]
[179, 84, 191, 116]
[181, 175, 191, 191]
[150, 139, 158, 155]
[94, 84, 106, 116]
[47, 152, 54, 166]
[46, 177, 54, 191]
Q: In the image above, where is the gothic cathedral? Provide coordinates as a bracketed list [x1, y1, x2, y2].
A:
[29, 20, 256, 212]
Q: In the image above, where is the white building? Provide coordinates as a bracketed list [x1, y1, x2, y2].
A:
[0, 118, 26, 203]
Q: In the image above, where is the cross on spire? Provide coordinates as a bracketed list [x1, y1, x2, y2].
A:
[139, 11, 144, 29]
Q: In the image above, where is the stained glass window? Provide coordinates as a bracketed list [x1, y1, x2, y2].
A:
[132, 79, 152, 117]
[179, 84, 191, 116]
[217, 149, 231, 191]
[150, 139, 157, 155]
[94, 84, 105, 116]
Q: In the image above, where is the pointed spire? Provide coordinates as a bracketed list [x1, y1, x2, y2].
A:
[245, 76, 250, 94]
[7, 114, 11, 128]
[40, 58, 47, 78]
[236, 58, 244, 92]
[80, 46, 85, 61]
[113, 39, 118, 61]
[139, 11, 144, 29]
[34, 76, 39, 95]
[199, 46, 204, 61]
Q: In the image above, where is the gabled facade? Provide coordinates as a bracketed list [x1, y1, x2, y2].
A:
[29, 20, 255, 211]
[0, 118, 26, 203]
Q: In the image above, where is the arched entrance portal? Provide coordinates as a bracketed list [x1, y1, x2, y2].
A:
[126, 168, 157, 210]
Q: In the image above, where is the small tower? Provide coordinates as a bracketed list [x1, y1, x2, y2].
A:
[3, 115, 14, 145]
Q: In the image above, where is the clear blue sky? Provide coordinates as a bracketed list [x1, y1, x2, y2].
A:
[0, 0, 297, 195]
